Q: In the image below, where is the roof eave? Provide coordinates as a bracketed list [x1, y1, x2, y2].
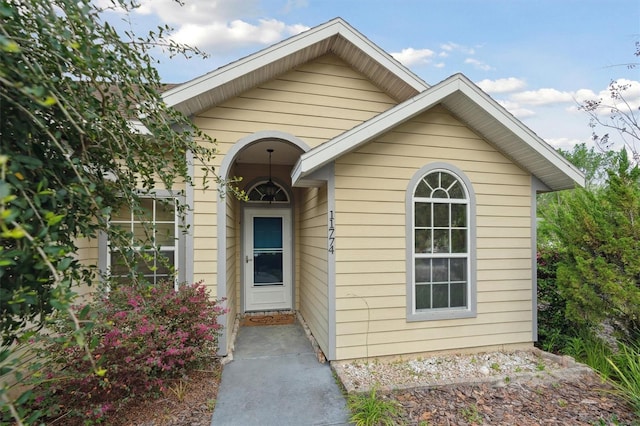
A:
[162, 18, 429, 116]
[292, 74, 585, 191]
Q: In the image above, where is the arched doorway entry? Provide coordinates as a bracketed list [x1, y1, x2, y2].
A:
[217, 132, 309, 324]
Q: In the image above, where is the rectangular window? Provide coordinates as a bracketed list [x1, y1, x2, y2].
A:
[108, 197, 178, 285]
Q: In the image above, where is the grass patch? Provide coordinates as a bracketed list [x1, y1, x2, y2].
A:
[607, 343, 640, 416]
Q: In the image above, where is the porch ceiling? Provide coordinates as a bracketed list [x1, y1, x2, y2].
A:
[234, 139, 302, 166]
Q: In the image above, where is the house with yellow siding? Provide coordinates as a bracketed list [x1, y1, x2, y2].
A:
[96, 18, 584, 361]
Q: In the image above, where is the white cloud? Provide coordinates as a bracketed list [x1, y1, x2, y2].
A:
[511, 88, 574, 106]
[587, 78, 640, 110]
[171, 19, 308, 51]
[476, 77, 527, 94]
[391, 48, 435, 66]
[496, 100, 535, 118]
[440, 42, 475, 55]
[129, 0, 308, 52]
[464, 58, 493, 71]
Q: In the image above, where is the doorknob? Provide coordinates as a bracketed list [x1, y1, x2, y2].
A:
[245, 255, 252, 263]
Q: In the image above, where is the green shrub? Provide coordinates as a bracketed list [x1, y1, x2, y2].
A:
[536, 248, 580, 353]
[25, 281, 225, 424]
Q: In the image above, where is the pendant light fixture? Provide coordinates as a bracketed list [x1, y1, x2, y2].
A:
[263, 148, 278, 202]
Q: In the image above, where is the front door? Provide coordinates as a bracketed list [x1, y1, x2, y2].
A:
[244, 208, 292, 312]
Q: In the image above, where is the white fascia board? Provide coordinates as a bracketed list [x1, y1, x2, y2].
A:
[163, 18, 428, 110]
[453, 75, 586, 188]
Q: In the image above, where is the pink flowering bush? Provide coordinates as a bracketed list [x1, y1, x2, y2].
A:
[31, 281, 225, 424]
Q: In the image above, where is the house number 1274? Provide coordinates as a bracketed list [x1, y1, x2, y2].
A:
[328, 210, 335, 254]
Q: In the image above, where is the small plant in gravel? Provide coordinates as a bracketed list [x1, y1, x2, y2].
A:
[490, 362, 501, 371]
[24, 281, 225, 425]
[460, 403, 482, 424]
[347, 387, 400, 426]
[536, 360, 546, 371]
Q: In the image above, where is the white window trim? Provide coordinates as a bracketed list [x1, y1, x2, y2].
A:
[406, 163, 477, 322]
[99, 190, 186, 288]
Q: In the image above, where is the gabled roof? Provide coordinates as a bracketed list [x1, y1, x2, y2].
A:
[292, 73, 585, 191]
[162, 17, 429, 116]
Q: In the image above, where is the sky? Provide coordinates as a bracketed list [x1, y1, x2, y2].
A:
[102, 0, 640, 151]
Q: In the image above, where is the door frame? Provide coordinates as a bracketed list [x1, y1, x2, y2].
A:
[242, 207, 294, 312]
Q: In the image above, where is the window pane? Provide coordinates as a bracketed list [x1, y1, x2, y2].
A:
[416, 284, 431, 309]
[432, 284, 448, 308]
[433, 203, 449, 227]
[254, 252, 283, 284]
[450, 258, 467, 282]
[415, 180, 430, 197]
[133, 223, 152, 243]
[451, 204, 466, 227]
[131, 252, 153, 276]
[415, 258, 431, 283]
[155, 251, 174, 276]
[432, 189, 448, 198]
[432, 258, 448, 282]
[451, 229, 467, 253]
[111, 204, 131, 221]
[425, 173, 439, 190]
[449, 182, 464, 199]
[415, 202, 431, 227]
[135, 199, 153, 221]
[415, 230, 432, 253]
[156, 200, 175, 221]
[451, 282, 467, 307]
[110, 251, 129, 276]
[156, 223, 175, 246]
[254, 217, 283, 249]
[433, 229, 449, 253]
[441, 172, 455, 190]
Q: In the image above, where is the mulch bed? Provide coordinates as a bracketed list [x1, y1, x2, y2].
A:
[386, 372, 638, 425]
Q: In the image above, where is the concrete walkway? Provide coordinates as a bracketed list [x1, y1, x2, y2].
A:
[210, 322, 352, 426]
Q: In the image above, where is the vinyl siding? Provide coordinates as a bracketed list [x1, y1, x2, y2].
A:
[192, 53, 397, 153]
[190, 54, 398, 344]
[333, 105, 533, 360]
[225, 194, 237, 350]
[299, 185, 330, 355]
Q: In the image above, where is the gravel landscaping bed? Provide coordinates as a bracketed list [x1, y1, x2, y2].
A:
[333, 348, 589, 393]
[333, 348, 638, 425]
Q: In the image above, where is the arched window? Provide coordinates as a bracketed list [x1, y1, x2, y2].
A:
[407, 164, 476, 321]
[246, 180, 289, 203]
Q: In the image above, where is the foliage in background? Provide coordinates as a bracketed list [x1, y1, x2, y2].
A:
[2, 281, 225, 425]
[536, 248, 576, 353]
[541, 150, 640, 343]
[579, 41, 639, 166]
[0, 0, 220, 343]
